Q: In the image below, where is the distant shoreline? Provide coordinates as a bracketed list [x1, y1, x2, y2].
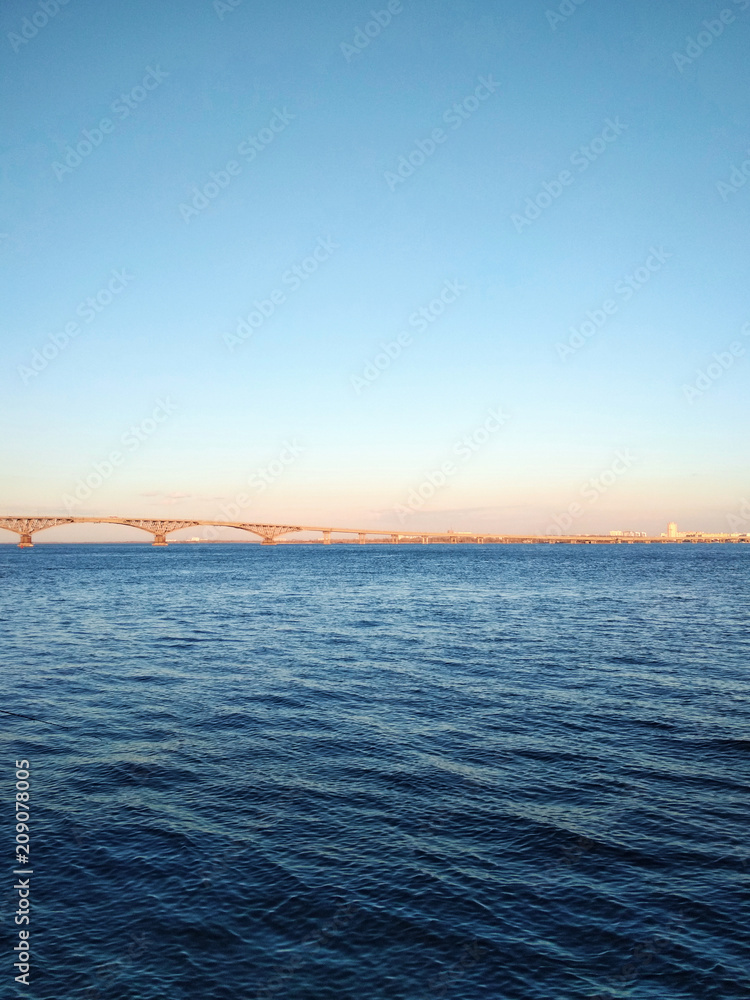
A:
[2, 537, 748, 546]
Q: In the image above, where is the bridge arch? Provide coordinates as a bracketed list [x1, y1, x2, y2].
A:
[0, 516, 307, 547]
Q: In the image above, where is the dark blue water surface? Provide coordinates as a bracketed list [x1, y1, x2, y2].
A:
[1, 543, 749, 1000]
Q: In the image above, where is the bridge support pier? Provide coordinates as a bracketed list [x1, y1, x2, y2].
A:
[422, 536, 429, 544]
[390, 534, 399, 544]
[18, 533, 33, 548]
[152, 534, 168, 547]
[358, 533, 366, 545]
[322, 531, 331, 545]
[261, 538, 277, 545]
[477, 536, 484, 544]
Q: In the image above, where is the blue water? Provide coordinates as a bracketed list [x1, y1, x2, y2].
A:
[1, 543, 749, 999]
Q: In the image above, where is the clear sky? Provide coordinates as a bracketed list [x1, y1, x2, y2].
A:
[2, 0, 749, 540]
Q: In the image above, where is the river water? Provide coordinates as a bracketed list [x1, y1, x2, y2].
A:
[1, 542, 748, 999]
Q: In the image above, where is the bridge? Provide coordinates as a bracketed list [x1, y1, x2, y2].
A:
[0, 517, 747, 548]
[0, 516, 478, 547]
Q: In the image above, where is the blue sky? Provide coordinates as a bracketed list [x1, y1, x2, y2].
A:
[1, 0, 749, 539]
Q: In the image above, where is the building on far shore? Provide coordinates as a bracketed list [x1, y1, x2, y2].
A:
[667, 522, 679, 538]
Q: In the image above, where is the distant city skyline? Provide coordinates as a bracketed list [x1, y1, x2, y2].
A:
[2, 0, 749, 539]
